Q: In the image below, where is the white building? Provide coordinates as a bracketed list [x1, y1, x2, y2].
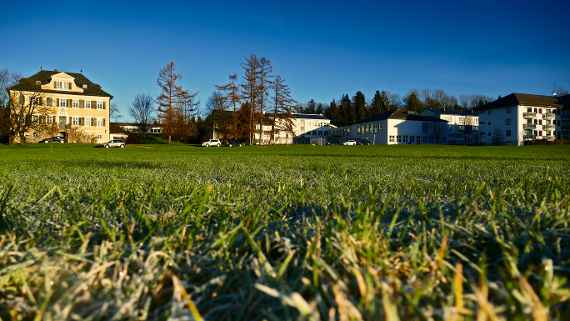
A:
[478, 93, 559, 145]
[338, 109, 448, 144]
[253, 113, 332, 144]
[439, 114, 479, 145]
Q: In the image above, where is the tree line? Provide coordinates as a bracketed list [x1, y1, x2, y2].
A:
[297, 89, 495, 127]
[130, 55, 295, 144]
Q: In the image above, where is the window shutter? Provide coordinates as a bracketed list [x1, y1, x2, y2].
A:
[69, 116, 72, 124]
[103, 118, 106, 126]
[80, 117, 84, 126]
[67, 99, 72, 107]
[103, 102, 106, 110]
[79, 100, 84, 108]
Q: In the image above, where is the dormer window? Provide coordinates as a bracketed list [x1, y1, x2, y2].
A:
[54, 80, 72, 90]
[82, 84, 88, 89]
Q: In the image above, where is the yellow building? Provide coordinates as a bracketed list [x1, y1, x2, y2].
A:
[8, 70, 112, 143]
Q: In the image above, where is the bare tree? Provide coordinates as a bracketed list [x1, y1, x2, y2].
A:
[129, 94, 154, 135]
[110, 103, 122, 122]
[270, 75, 295, 144]
[241, 55, 263, 144]
[256, 58, 272, 144]
[216, 74, 241, 112]
[6, 90, 50, 144]
[156, 62, 197, 143]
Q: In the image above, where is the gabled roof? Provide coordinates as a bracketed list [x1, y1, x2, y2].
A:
[480, 93, 559, 111]
[8, 70, 113, 98]
[356, 109, 447, 125]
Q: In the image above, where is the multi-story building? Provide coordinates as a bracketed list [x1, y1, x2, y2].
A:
[252, 113, 331, 144]
[7, 70, 112, 143]
[338, 109, 448, 144]
[478, 93, 559, 145]
[556, 94, 570, 141]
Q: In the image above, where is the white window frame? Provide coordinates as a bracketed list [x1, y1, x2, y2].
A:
[97, 101, 104, 109]
[59, 98, 67, 107]
[72, 100, 79, 108]
[72, 117, 80, 126]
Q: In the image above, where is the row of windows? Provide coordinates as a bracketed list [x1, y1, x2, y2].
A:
[31, 115, 107, 127]
[47, 98, 105, 109]
[526, 107, 554, 114]
[389, 135, 435, 144]
[357, 123, 383, 134]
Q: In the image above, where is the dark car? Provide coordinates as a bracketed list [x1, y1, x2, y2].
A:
[226, 139, 243, 147]
[355, 138, 372, 145]
[39, 136, 65, 144]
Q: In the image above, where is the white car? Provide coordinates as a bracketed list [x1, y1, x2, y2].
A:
[202, 139, 222, 147]
[343, 140, 357, 146]
[104, 139, 126, 148]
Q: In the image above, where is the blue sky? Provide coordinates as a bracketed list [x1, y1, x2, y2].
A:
[2, 0, 569, 119]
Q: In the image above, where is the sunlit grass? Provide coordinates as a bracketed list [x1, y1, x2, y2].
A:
[0, 144, 569, 320]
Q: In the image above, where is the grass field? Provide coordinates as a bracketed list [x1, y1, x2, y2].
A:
[0, 144, 569, 321]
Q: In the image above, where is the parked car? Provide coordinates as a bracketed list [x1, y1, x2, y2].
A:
[202, 139, 222, 147]
[39, 136, 65, 144]
[226, 139, 243, 148]
[343, 140, 357, 146]
[104, 139, 126, 148]
[355, 138, 372, 145]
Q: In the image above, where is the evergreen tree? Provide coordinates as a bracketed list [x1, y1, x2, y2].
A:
[370, 90, 391, 115]
[339, 94, 352, 126]
[404, 90, 423, 112]
[353, 91, 367, 121]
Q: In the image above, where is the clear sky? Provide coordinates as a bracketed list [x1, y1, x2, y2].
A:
[2, 0, 569, 119]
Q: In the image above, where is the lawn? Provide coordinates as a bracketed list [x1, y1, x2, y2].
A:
[0, 144, 569, 321]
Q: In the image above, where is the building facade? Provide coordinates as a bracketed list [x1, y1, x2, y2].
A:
[8, 70, 112, 143]
[478, 94, 559, 145]
[253, 113, 332, 144]
[337, 109, 448, 145]
[556, 94, 570, 142]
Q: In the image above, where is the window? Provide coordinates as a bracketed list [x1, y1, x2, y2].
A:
[72, 100, 79, 108]
[58, 98, 67, 107]
[97, 118, 106, 127]
[539, 131, 543, 136]
[46, 97, 53, 107]
[546, 131, 551, 136]
[397, 136, 401, 143]
[487, 122, 491, 126]
[97, 101, 104, 109]
[389, 136, 395, 142]
[59, 116, 66, 127]
[506, 129, 511, 137]
[67, 82, 72, 90]
[527, 107, 532, 112]
[72, 117, 80, 125]
[505, 118, 511, 126]
[91, 117, 97, 127]
[539, 108, 543, 114]
[85, 101, 91, 109]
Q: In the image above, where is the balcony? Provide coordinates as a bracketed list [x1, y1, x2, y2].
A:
[523, 124, 536, 130]
[523, 112, 536, 118]
[543, 124, 554, 131]
[544, 113, 555, 120]
[523, 135, 535, 140]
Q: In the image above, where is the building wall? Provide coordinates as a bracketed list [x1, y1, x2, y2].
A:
[291, 117, 331, 136]
[479, 105, 557, 145]
[9, 73, 111, 143]
[342, 118, 446, 145]
[440, 114, 479, 145]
